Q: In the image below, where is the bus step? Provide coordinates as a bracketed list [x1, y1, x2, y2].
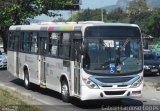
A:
[40, 83, 46, 88]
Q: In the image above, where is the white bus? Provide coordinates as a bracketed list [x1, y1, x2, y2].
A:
[7, 22, 143, 102]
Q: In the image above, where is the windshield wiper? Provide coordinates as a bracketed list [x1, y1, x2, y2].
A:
[115, 38, 131, 72]
[120, 38, 131, 51]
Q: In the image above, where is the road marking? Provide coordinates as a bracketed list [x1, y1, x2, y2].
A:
[151, 99, 160, 101]
[148, 98, 160, 102]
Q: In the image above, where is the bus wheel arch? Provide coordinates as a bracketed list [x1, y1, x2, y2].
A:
[60, 75, 70, 103]
[23, 65, 30, 89]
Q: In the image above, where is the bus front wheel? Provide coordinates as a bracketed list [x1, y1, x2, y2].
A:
[61, 80, 70, 102]
[24, 69, 30, 89]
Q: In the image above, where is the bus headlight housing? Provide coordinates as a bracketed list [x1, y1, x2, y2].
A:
[144, 65, 150, 69]
[130, 77, 143, 88]
[82, 78, 99, 89]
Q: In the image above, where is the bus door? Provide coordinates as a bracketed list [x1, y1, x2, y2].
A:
[73, 38, 82, 95]
[15, 32, 20, 77]
[39, 37, 47, 86]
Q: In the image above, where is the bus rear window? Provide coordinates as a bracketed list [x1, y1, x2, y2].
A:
[85, 26, 141, 38]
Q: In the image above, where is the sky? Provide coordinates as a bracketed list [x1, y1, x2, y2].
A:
[34, 0, 117, 21]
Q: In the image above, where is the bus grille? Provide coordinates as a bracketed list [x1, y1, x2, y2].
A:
[96, 77, 133, 83]
[104, 91, 126, 95]
[101, 85, 128, 87]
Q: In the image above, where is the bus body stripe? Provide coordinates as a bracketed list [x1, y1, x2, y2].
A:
[47, 26, 74, 31]
[40, 27, 48, 31]
[48, 26, 54, 31]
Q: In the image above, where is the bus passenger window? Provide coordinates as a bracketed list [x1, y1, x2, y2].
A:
[23, 32, 29, 52]
[38, 32, 48, 55]
[48, 33, 58, 56]
[58, 33, 63, 57]
[8, 32, 15, 50]
[31, 32, 38, 53]
[62, 33, 70, 58]
[58, 33, 71, 59]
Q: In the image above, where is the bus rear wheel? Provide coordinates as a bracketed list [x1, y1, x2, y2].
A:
[61, 80, 70, 103]
[24, 69, 30, 89]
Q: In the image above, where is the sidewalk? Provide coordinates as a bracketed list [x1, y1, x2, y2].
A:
[143, 81, 160, 101]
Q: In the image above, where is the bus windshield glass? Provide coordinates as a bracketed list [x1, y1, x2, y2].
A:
[83, 26, 142, 75]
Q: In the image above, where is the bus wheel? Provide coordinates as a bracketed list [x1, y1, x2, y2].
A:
[24, 69, 30, 89]
[61, 80, 70, 102]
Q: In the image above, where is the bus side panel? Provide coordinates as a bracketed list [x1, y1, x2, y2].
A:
[45, 57, 72, 93]
[45, 57, 78, 96]
[7, 51, 17, 76]
[45, 57, 62, 92]
[18, 53, 39, 84]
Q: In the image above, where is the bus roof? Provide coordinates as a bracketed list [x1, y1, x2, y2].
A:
[9, 22, 139, 32]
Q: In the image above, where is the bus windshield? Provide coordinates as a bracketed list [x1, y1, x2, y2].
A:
[83, 27, 142, 75]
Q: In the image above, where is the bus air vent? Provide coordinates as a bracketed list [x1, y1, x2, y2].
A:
[96, 77, 133, 83]
[104, 91, 126, 95]
[118, 85, 128, 87]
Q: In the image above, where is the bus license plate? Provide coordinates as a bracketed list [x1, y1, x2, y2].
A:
[151, 69, 158, 72]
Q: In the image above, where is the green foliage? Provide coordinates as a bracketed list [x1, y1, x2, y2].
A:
[0, 0, 73, 25]
[0, 0, 76, 53]
[0, 87, 40, 111]
[68, 8, 105, 21]
[107, 8, 129, 23]
[128, 0, 148, 23]
[155, 82, 160, 88]
[127, 0, 160, 37]
[132, 11, 152, 33]
[68, 8, 129, 23]
[146, 9, 160, 37]
[68, 0, 160, 38]
[0, 0, 34, 25]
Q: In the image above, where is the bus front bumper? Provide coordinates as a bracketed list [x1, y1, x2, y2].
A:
[80, 84, 143, 101]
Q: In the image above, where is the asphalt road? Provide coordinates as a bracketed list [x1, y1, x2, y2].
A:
[144, 73, 160, 84]
[0, 69, 160, 111]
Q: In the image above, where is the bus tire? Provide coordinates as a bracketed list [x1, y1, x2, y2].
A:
[61, 80, 70, 103]
[24, 69, 30, 90]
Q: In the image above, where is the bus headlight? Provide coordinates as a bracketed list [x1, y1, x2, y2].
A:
[144, 65, 150, 69]
[82, 78, 99, 89]
[130, 77, 143, 88]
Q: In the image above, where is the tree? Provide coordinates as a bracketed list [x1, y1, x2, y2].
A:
[147, 9, 160, 37]
[0, 0, 80, 25]
[107, 8, 129, 22]
[128, 0, 148, 23]
[0, 0, 80, 53]
[68, 8, 106, 22]
[128, 0, 152, 34]
[68, 8, 129, 23]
